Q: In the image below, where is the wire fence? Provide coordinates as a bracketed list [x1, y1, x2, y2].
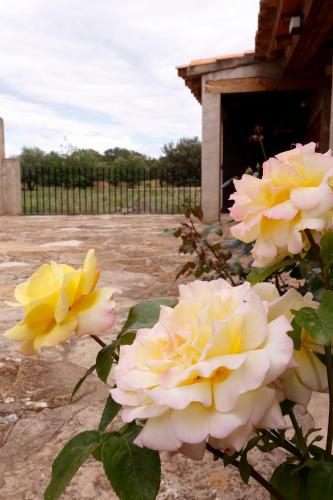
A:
[21, 165, 201, 215]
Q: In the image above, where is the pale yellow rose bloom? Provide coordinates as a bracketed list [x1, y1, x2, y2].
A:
[229, 143, 333, 267]
[112, 279, 293, 458]
[4, 250, 116, 354]
[253, 283, 328, 406]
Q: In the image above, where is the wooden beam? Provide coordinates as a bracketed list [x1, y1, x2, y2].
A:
[284, 0, 333, 71]
[205, 76, 328, 94]
[266, 0, 284, 59]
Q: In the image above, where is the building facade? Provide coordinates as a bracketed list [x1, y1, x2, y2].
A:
[178, 0, 333, 222]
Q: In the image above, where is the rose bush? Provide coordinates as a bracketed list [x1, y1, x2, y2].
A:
[230, 143, 333, 267]
[4, 249, 117, 354]
[5, 144, 333, 500]
[112, 279, 294, 457]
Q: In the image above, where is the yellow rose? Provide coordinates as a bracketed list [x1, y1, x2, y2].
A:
[253, 283, 328, 406]
[4, 250, 117, 354]
[229, 143, 333, 267]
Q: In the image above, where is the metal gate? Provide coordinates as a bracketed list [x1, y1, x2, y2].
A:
[21, 165, 201, 215]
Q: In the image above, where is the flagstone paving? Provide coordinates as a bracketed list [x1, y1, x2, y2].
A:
[0, 214, 328, 499]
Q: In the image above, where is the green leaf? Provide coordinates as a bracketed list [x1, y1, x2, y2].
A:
[294, 290, 333, 345]
[71, 364, 96, 400]
[320, 233, 333, 268]
[307, 461, 333, 500]
[102, 431, 161, 500]
[192, 206, 203, 220]
[288, 317, 302, 350]
[162, 228, 181, 238]
[98, 394, 121, 432]
[96, 341, 117, 383]
[201, 223, 223, 237]
[270, 463, 309, 500]
[119, 331, 136, 345]
[119, 298, 177, 336]
[239, 453, 251, 484]
[44, 431, 101, 500]
[247, 258, 295, 285]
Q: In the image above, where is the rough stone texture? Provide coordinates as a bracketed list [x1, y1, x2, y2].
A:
[0, 214, 329, 499]
[0, 158, 21, 215]
[0, 119, 21, 215]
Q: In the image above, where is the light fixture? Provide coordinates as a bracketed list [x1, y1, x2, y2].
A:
[289, 15, 302, 35]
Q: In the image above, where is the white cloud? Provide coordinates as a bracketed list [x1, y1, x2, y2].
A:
[0, 0, 259, 157]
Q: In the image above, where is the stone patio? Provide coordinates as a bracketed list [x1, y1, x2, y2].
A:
[0, 214, 328, 499]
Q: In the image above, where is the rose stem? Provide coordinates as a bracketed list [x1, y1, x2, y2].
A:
[261, 430, 303, 459]
[288, 409, 309, 459]
[325, 344, 333, 459]
[304, 228, 333, 458]
[90, 335, 107, 347]
[206, 443, 285, 500]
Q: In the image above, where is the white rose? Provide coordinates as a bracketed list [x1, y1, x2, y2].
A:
[253, 283, 328, 406]
[112, 280, 294, 459]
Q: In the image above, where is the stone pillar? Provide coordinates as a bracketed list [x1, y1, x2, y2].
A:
[0, 118, 21, 215]
[201, 77, 222, 223]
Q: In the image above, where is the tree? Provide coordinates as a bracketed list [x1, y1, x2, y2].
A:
[160, 137, 201, 186]
[104, 147, 146, 162]
[20, 147, 46, 190]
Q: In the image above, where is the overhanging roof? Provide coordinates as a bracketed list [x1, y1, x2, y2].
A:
[178, 0, 333, 103]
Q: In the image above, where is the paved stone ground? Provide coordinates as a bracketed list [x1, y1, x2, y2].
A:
[0, 215, 328, 500]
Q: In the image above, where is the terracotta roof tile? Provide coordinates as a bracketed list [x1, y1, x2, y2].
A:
[177, 51, 254, 70]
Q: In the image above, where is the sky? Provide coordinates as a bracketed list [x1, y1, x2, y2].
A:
[0, 0, 259, 158]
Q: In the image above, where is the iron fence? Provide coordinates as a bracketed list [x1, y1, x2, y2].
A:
[21, 165, 201, 215]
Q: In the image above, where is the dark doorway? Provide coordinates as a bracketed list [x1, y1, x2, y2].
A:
[222, 90, 311, 211]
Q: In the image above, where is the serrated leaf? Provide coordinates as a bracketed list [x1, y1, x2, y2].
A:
[71, 364, 96, 400]
[270, 463, 309, 500]
[247, 258, 295, 285]
[98, 394, 121, 432]
[102, 430, 161, 500]
[307, 461, 333, 500]
[294, 290, 333, 345]
[119, 298, 177, 336]
[288, 318, 302, 350]
[119, 331, 136, 345]
[44, 431, 101, 500]
[320, 232, 333, 268]
[96, 341, 117, 383]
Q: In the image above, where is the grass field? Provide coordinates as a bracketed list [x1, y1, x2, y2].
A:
[22, 184, 201, 215]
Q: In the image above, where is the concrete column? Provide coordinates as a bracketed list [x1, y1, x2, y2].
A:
[201, 77, 222, 223]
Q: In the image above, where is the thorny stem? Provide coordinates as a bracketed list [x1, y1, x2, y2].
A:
[304, 229, 329, 288]
[206, 443, 285, 500]
[288, 409, 309, 459]
[261, 430, 303, 460]
[90, 335, 107, 348]
[258, 137, 267, 162]
[188, 215, 236, 286]
[304, 228, 333, 459]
